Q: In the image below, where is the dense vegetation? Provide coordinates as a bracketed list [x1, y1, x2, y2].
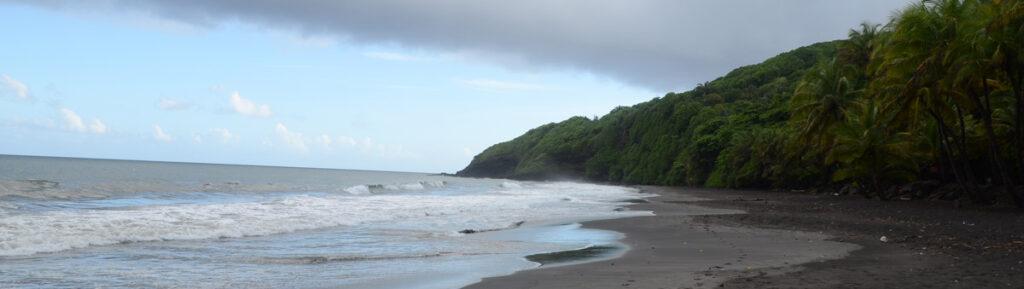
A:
[460, 0, 1024, 207]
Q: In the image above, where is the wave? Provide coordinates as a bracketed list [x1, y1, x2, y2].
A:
[343, 180, 447, 195]
[252, 252, 455, 265]
[500, 181, 522, 189]
[0, 180, 64, 198]
[0, 181, 650, 257]
[458, 220, 525, 234]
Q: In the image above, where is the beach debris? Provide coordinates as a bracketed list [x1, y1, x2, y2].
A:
[880, 236, 889, 243]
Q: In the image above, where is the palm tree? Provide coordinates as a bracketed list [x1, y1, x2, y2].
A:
[828, 99, 922, 200]
[791, 58, 860, 150]
[949, 1, 1022, 206]
[876, 0, 981, 201]
[841, 22, 883, 72]
[983, 0, 1024, 186]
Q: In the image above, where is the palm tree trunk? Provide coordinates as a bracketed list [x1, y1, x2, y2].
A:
[952, 102, 978, 185]
[979, 81, 1022, 207]
[1014, 70, 1024, 181]
[1003, 60, 1024, 189]
[930, 109, 973, 201]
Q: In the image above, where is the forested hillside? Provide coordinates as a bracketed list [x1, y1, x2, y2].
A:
[459, 0, 1024, 207]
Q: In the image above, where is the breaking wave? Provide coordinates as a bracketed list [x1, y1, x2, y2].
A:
[343, 180, 447, 195]
[0, 182, 650, 257]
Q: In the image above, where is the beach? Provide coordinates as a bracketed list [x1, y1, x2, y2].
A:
[466, 186, 1024, 289]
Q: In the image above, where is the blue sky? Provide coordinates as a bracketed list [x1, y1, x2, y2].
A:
[0, 1, 908, 173]
[0, 5, 654, 172]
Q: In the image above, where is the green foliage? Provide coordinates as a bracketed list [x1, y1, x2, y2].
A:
[459, 41, 839, 186]
[828, 99, 926, 195]
[461, 0, 1024, 205]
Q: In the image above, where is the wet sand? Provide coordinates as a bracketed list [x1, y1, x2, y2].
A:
[464, 186, 859, 289]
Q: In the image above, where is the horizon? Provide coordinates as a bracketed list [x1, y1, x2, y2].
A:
[0, 1, 910, 172]
[0, 153, 438, 174]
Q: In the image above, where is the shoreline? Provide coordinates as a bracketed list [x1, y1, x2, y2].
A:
[466, 186, 1024, 288]
[463, 186, 859, 289]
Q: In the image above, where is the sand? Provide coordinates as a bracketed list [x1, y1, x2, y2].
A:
[463, 186, 859, 289]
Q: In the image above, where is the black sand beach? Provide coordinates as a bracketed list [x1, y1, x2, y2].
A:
[465, 186, 1024, 289]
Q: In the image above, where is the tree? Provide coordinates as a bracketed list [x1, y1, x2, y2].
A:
[791, 58, 859, 153]
[828, 99, 923, 199]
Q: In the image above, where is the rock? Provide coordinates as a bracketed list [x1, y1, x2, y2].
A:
[880, 236, 889, 243]
[883, 186, 900, 200]
[906, 180, 941, 199]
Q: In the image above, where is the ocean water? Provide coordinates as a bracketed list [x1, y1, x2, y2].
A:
[0, 155, 651, 288]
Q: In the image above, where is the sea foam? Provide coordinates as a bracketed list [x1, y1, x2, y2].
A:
[0, 182, 648, 256]
[343, 180, 447, 195]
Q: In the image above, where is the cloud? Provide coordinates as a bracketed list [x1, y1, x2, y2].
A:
[335, 135, 357, 146]
[59, 108, 107, 134]
[274, 123, 308, 152]
[229, 92, 273, 118]
[210, 128, 236, 142]
[152, 124, 173, 142]
[193, 128, 237, 144]
[270, 123, 413, 158]
[88, 119, 108, 134]
[157, 98, 192, 110]
[59, 108, 85, 131]
[1, 74, 30, 100]
[317, 134, 332, 148]
[364, 51, 425, 62]
[6, 0, 911, 91]
[457, 78, 547, 92]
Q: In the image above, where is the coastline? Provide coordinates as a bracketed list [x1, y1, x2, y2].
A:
[464, 186, 859, 289]
[466, 186, 1024, 289]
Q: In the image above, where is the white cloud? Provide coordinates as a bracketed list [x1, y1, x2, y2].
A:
[1, 74, 30, 100]
[60, 108, 86, 132]
[463, 147, 474, 157]
[153, 125, 174, 142]
[229, 92, 273, 118]
[274, 123, 308, 152]
[192, 128, 235, 144]
[363, 51, 426, 62]
[457, 78, 547, 92]
[269, 123, 414, 158]
[210, 128, 236, 143]
[59, 108, 107, 134]
[88, 119, 108, 134]
[348, 136, 415, 159]
[317, 134, 333, 148]
[158, 98, 192, 110]
[336, 135, 357, 146]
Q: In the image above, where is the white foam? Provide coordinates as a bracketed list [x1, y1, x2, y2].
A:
[342, 180, 448, 195]
[344, 185, 372, 195]
[500, 181, 522, 189]
[400, 183, 425, 190]
[0, 182, 649, 256]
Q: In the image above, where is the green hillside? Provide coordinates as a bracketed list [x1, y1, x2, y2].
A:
[459, 0, 1024, 206]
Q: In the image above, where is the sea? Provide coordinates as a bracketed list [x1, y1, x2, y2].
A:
[0, 155, 651, 289]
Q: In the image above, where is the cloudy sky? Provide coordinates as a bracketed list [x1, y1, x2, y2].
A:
[0, 0, 910, 172]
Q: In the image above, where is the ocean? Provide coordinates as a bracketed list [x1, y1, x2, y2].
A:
[0, 155, 651, 288]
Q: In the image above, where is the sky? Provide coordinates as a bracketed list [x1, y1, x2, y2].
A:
[0, 1, 911, 173]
